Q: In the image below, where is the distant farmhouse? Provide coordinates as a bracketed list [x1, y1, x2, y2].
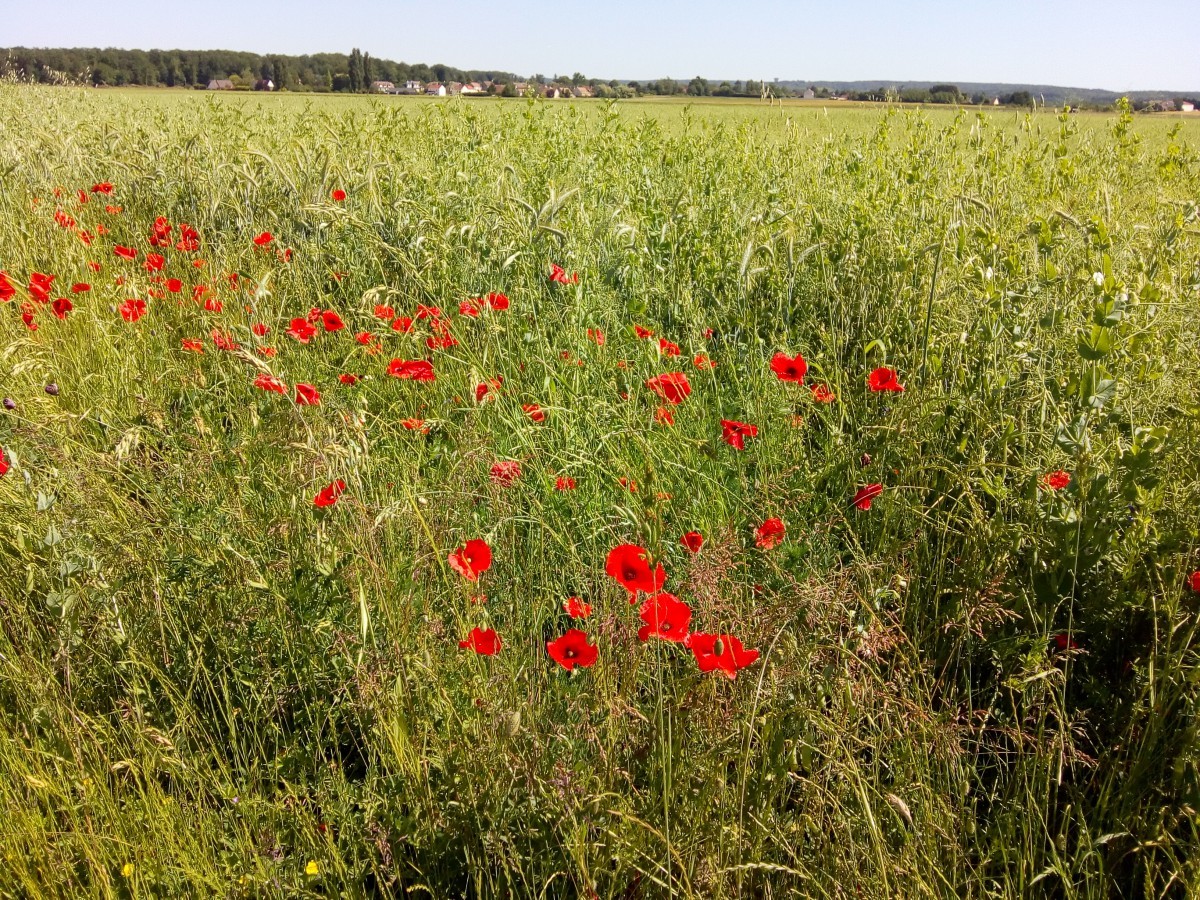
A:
[371, 80, 394, 93]
[253, 78, 274, 91]
[206, 79, 234, 90]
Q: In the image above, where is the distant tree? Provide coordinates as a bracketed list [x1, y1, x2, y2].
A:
[363, 52, 373, 88]
[687, 76, 710, 96]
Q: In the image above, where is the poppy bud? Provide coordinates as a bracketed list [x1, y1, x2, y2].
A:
[2, 398, 14, 410]
[860, 453, 872, 468]
[713, 638, 725, 656]
[44, 383, 60, 396]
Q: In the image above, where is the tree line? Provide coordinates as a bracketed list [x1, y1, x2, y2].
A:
[0, 47, 521, 91]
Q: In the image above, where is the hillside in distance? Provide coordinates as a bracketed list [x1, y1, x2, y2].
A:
[776, 79, 1198, 106]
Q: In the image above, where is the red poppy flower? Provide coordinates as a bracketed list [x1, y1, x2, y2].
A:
[546, 628, 597, 670]
[144, 253, 165, 273]
[693, 353, 715, 369]
[490, 460, 521, 486]
[119, 298, 146, 322]
[459, 299, 482, 318]
[28, 273, 54, 302]
[254, 373, 287, 395]
[114, 245, 137, 261]
[634, 325, 654, 339]
[1053, 633, 1080, 651]
[637, 592, 692, 642]
[659, 338, 681, 357]
[250, 323, 269, 337]
[523, 403, 546, 423]
[181, 339, 204, 353]
[373, 304, 395, 320]
[448, 538, 493, 581]
[338, 374, 359, 385]
[20, 306, 36, 330]
[867, 366, 904, 393]
[331, 189, 347, 202]
[587, 327, 605, 345]
[401, 418, 429, 432]
[211, 330, 238, 351]
[294, 383, 321, 406]
[563, 596, 592, 618]
[852, 483, 884, 510]
[686, 633, 759, 679]
[1041, 470, 1071, 491]
[555, 476, 576, 491]
[391, 316, 414, 333]
[1189, 571, 1200, 593]
[681, 531, 703, 553]
[645, 372, 691, 405]
[655, 407, 675, 426]
[0, 272, 15, 302]
[770, 351, 808, 383]
[387, 359, 436, 381]
[549, 263, 578, 285]
[285, 318, 317, 343]
[0, 446, 8, 476]
[321, 310, 345, 332]
[314, 480, 347, 508]
[425, 328, 458, 351]
[605, 544, 667, 600]
[486, 292, 509, 310]
[90, 182, 114, 194]
[253, 231, 273, 247]
[474, 377, 502, 402]
[619, 477, 638, 493]
[810, 383, 836, 403]
[755, 517, 785, 549]
[70, 282, 90, 294]
[721, 419, 758, 450]
[87, 261, 102, 273]
[176, 223, 200, 252]
[51, 298, 73, 319]
[415, 304, 442, 320]
[203, 296, 223, 313]
[459, 627, 501, 655]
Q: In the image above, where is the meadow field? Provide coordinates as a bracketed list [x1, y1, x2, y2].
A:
[1, 86, 1199, 898]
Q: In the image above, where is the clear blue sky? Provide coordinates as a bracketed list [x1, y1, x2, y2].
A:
[6, 0, 1198, 90]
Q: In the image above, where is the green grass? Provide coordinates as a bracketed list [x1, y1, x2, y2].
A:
[0, 85, 1199, 898]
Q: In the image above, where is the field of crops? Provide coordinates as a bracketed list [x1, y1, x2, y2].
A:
[1, 86, 1199, 898]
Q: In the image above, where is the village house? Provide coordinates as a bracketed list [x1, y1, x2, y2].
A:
[460, 81, 486, 95]
[206, 79, 234, 90]
[542, 85, 563, 99]
[572, 85, 595, 98]
[1181, 101, 1196, 112]
[802, 87, 815, 99]
[425, 82, 446, 96]
[253, 78, 274, 91]
[371, 80, 395, 93]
